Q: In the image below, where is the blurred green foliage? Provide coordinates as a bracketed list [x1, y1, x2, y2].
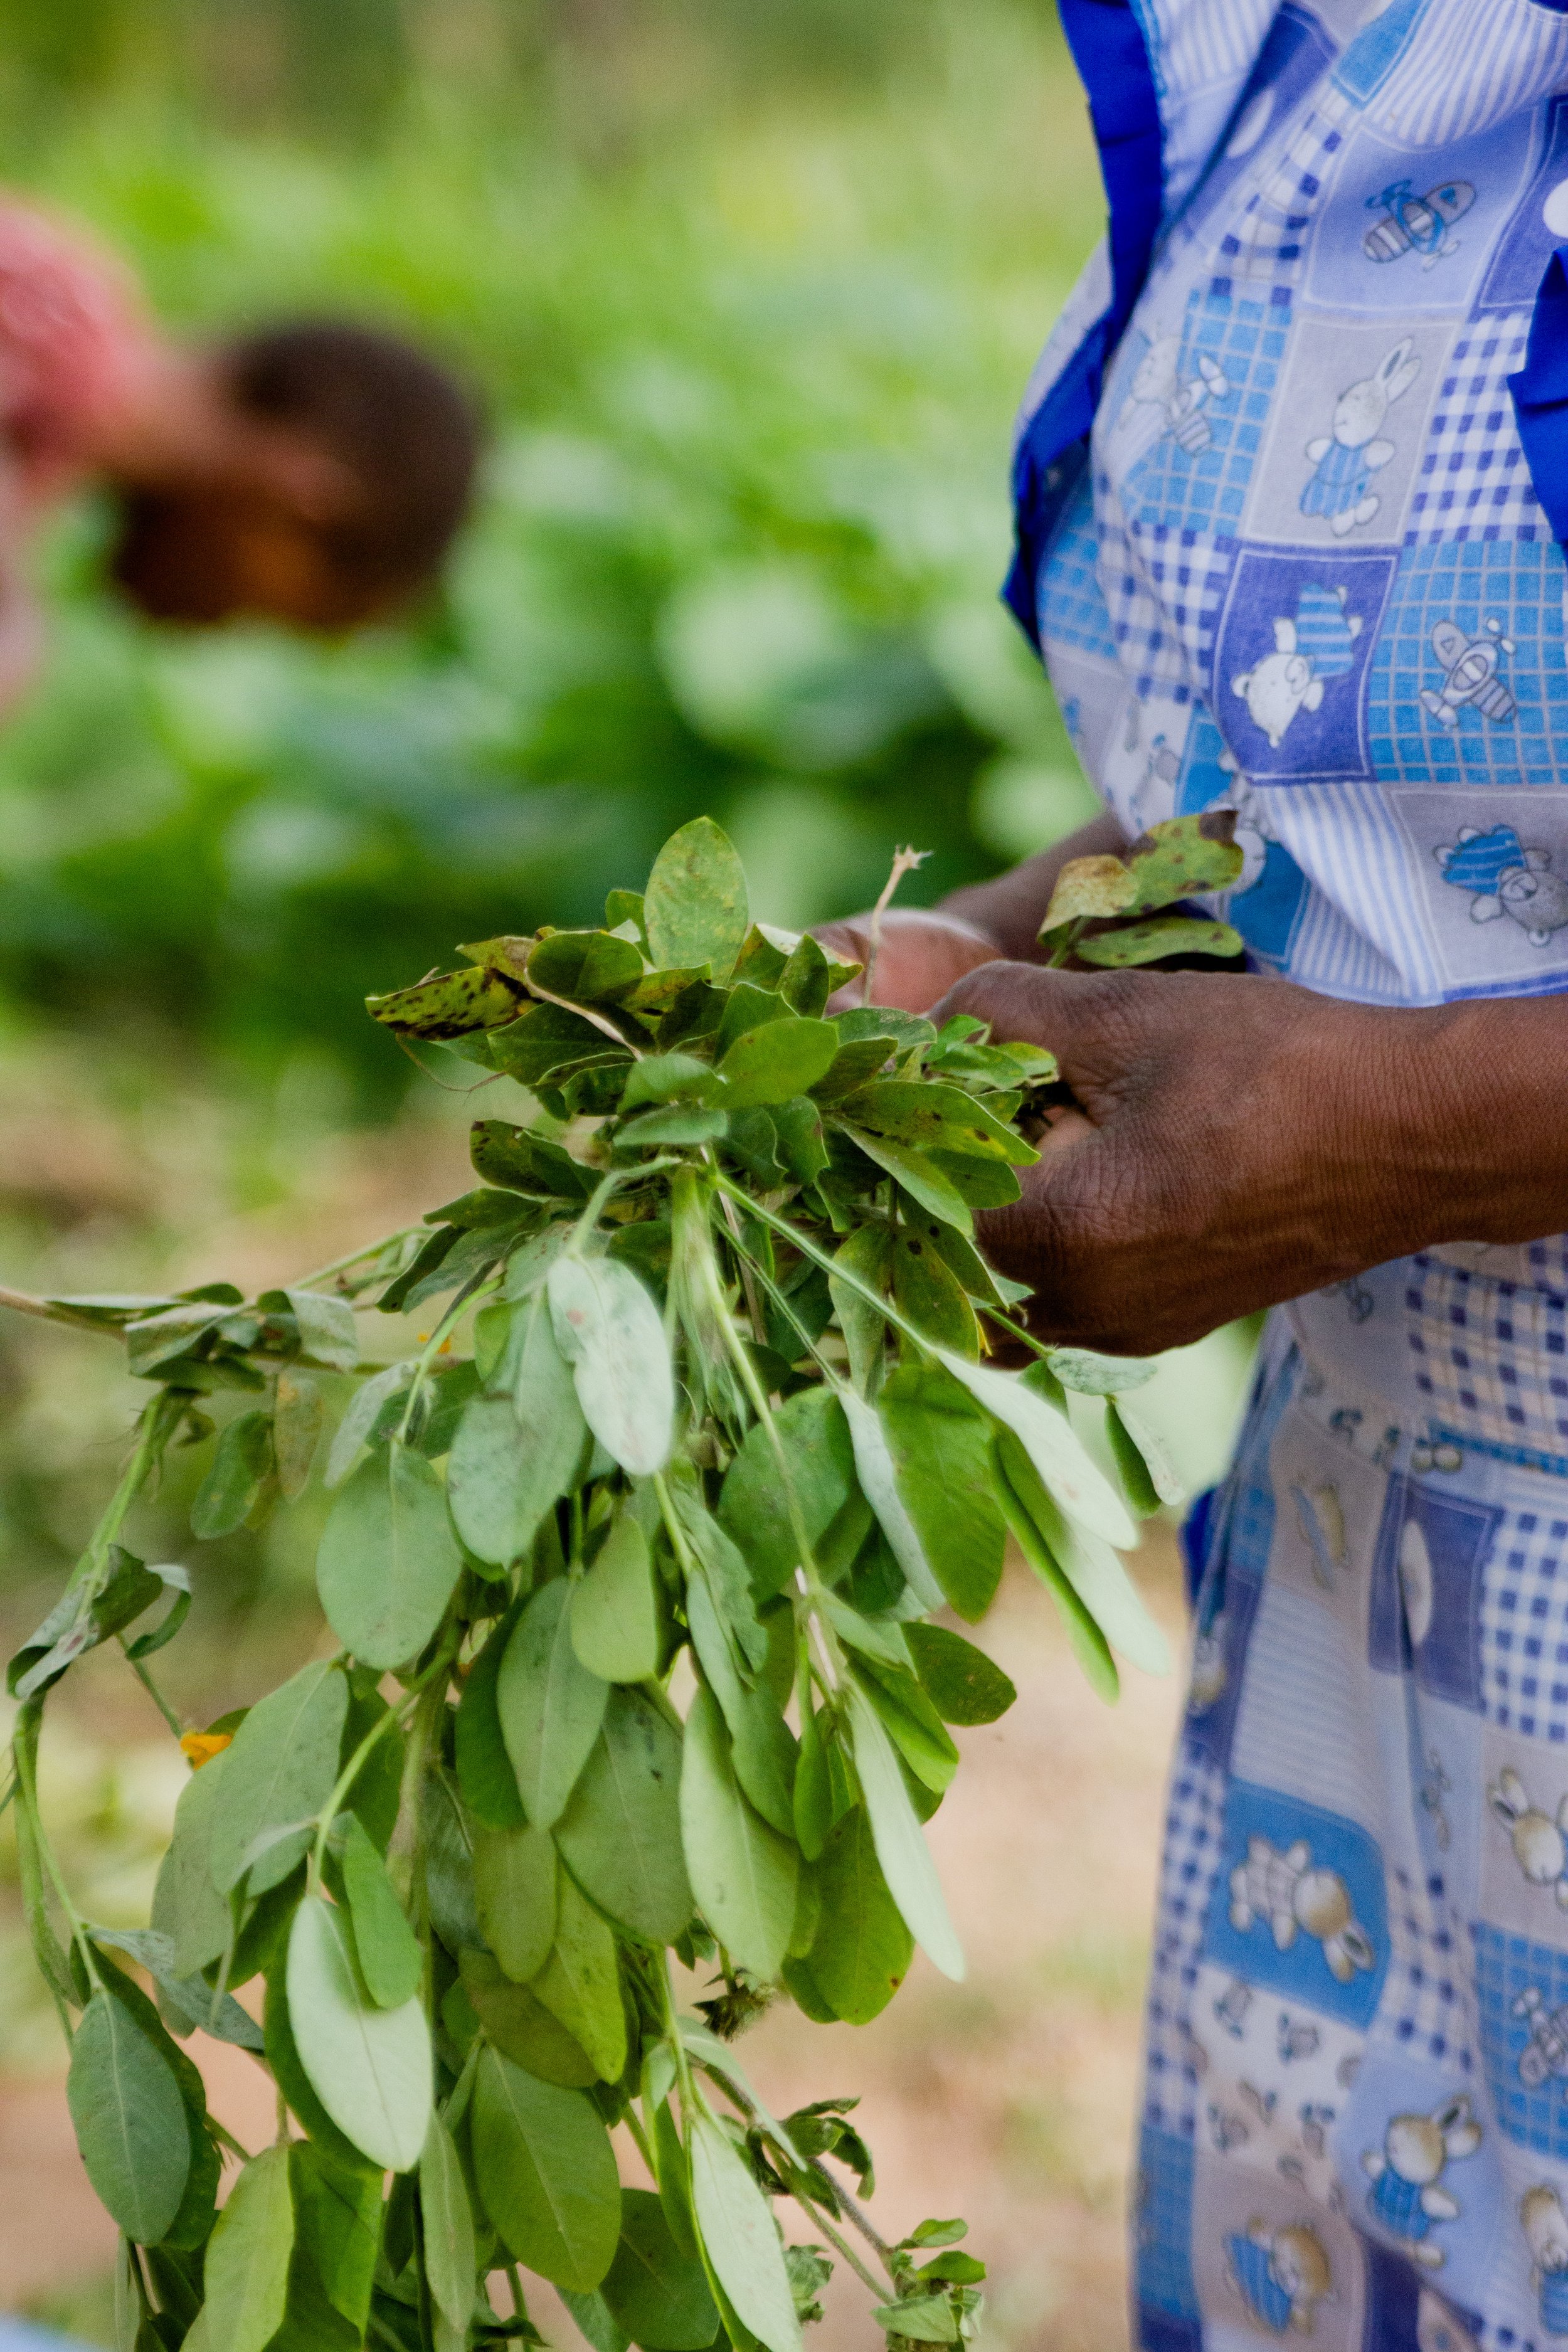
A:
[0, 0, 1101, 1101]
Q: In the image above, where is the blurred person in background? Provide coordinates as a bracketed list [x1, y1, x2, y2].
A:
[822, 0, 1568, 2340]
[0, 196, 479, 707]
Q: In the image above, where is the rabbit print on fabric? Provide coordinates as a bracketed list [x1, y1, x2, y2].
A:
[1301, 339, 1422, 536]
[1018, 0, 1568, 2343]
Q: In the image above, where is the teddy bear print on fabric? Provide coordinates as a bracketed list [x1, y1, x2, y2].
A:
[1361, 2097, 1483, 2270]
[1435, 825, 1568, 947]
[1490, 1769, 1568, 1908]
[1229, 1835, 1376, 1984]
[1362, 178, 1476, 270]
[1224, 2217, 1333, 2336]
[1231, 583, 1363, 749]
[1300, 337, 1421, 536]
[1522, 2184, 1568, 2339]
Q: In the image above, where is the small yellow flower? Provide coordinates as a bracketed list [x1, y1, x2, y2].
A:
[180, 1730, 233, 1771]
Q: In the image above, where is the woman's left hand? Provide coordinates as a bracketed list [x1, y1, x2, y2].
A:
[933, 960, 1558, 1354]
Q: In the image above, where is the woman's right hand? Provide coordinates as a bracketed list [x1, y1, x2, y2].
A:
[813, 907, 1002, 1015]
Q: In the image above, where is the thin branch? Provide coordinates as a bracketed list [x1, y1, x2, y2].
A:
[0, 1285, 115, 1334]
[861, 844, 930, 1008]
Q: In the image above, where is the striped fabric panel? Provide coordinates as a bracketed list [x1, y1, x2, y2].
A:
[1263, 776, 1448, 1003]
[1142, 0, 1283, 206]
[1368, 0, 1568, 141]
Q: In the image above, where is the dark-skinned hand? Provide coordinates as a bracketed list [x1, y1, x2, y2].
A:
[928, 961, 1567, 1355]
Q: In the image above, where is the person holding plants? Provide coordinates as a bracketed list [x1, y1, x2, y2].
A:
[0, 195, 478, 707]
[821, 0, 1568, 2339]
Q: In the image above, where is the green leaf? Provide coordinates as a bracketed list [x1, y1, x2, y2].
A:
[933, 1348, 1136, 1550]
[423, 1766, 484, 1954]
[571, 1513, 660, 1683]
[459, 1948, 598, 2089]
[842, 1683, 962, 1981]
[680, 1685, 797, 1981]
[838, 1388, 943, 1611]
[561, 2289, 632, 2352]
[338, 1813, 423, 2008]
[183, 2146, 294, 2352]
[891, 1229, 981, 1357]
[474, 1821, 558, 1984]
[283, 1289, 360, 1373]
[905, 1624, 1017, 1726]
[644, 817, 750, 985]
[716, 1017, 838, 1110]
[152, 1750, 233, 1978]
[836, 1126, 973, 1234]
[556, 1686, 692, 1945]
[827, 1226, 893, 1395]
[617, 1104, 729, 1148]
[682, 1551, 796, 1836]
[1074, 914, 1243, 967]
[421, 2112, 477, 2342]
[807, 1806, 913, 2024]
[601, 2188, 719, 2352]
[1110, 1397, 1186, 1507]
[718, 1387, 854, 1599]
[263, 1958, 383, 2183]
[489, 1002, 632, 1089]
[549, 1255, 674, 1478]
[869, 2295, 961, 2342]
[367, 963, 524, 1038]
[529, 1872, 628, 2084]
[455, 1601, 527, 1830]
[209, 1658, 348, 1895]
[1047, 1348, 1157, 1396]
[997, 1432, 1170, 1676]
[528, 929, 645, 1005]
[472, 2048, 622, 2292]
[317, 1441, 465, 1671]
[277, 2141, 381, 2352]
[1036, 852, 1139, 941]
[191, 1409, 273, 1539]
[91, 1928, 262, 2052]
[326, 1361, 413, 1488]
[273, 1372, 323, 1500]
[688, 2111, 800, 2352]
[837, 1081, 1037, 1167]
[621, 1052, 712, 1108]
[286, 1894, 432, 2173]
[449, 1311, 582, 1566]
[849, 1660, 958, 1795]
[877, 1366, 1005, 1623]
[66, 1989, 190, 2247]
[792, 1691, 833, 1865]
[498, 1579, 610, 1832]
[993, 1445, 1120, 1702]
[1123, 810, 1244, 911]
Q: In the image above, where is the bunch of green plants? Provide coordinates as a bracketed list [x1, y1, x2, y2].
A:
[1, 815, 1227, 2352]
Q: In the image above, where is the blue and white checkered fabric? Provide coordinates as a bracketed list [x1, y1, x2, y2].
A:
[1017, 3, 1568, 2344]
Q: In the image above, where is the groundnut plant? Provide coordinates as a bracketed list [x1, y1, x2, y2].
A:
[3, 814, 1238, 2352]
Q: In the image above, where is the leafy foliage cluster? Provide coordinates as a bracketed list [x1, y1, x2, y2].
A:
[4, 819, 1194, 2352]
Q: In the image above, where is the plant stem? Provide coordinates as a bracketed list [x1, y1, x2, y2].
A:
[124, 1648, 183, 1739]
[860, 844, 929, 1009]
[790, 2193, 889, 2301]
[292, 1224, 426, 1294]
[0, 1284, 114, 1333]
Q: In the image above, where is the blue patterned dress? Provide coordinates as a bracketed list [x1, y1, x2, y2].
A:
[1012, 4, 1568, 2346]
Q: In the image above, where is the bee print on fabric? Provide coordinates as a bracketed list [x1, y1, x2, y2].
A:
[1362, 2097, 1483, 2270]
[1362, 178, 1476, 269]
[1231, 582, 1362, 748]
[1434, 825, 1568, 947]
[1522, 2185, 1568, 2338]
[1224, 2218, 1333, 2335]
[1420, 618, 1515, 729]
[1300, 338, 1422, 536]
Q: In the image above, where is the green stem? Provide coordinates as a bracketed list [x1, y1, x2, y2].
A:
[397, 1279, 498, 1442]
[567, 1155, 681, 1255]
[713, 1172, 1056, 1364]
[790, 2193, 889, 2301]
[290, 1224, 426, 1295]
[13, 1716, 98, 1994]
[310, 1659, 445, 1890]
[623, 2102, 657, 2179]
[122, 1648, 183, 1739]
[655, 1950, 699, 2133]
